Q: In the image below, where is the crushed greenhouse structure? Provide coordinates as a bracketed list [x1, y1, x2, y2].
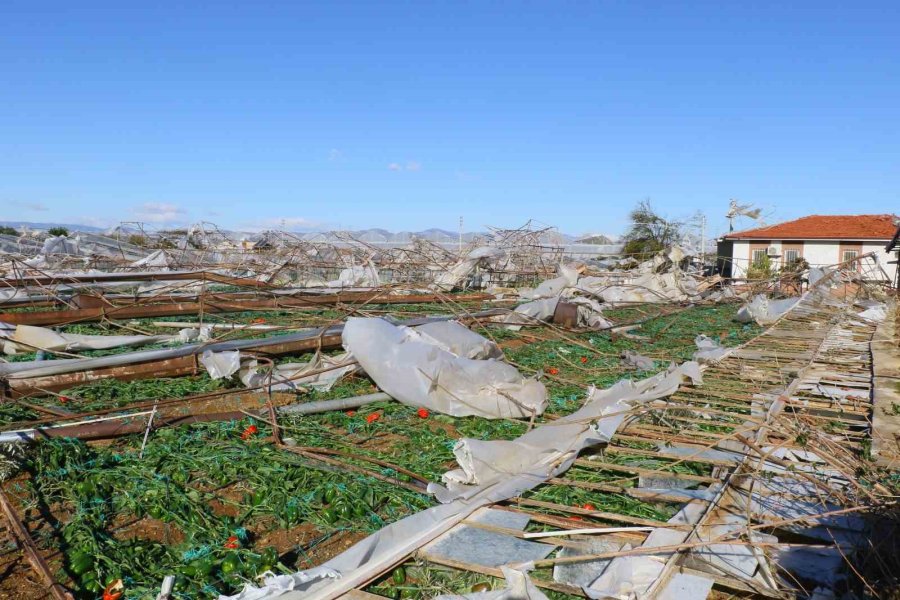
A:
[0, 222, 897, 600]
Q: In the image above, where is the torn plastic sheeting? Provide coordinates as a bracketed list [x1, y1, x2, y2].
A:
[1, 323, 177, 356]
[856, 301, 886, 322]
[415, 320, 503, 360]
[519, 263, 580, 300]
[221, 363, 702, 600]
[432, 246, 506, 292]
[423, 507, 553, 568]
[769, 546, 848, 587]
[505, 296, 611, 331]
[239, 351, 359, 392]
[504, 297, 559, 330]
[586, 492, 713, 599]
[433, 564, 549, 600]
[733, 486, 865, 545]
[621, 350, 654, 371]
[568, 297, 612, 330]
[576, 271, 698, 305]
[343, 317, 546, 419]
[200, 350, 242, 380]
[220, 566, 341, 600]
[435, 361, 702, 496]
[735, 295, 800, 325]
[325, 264, 380, 288]
[693, 511, 772, 582]
[693, 334, 729, 364]
[655, 573, 713, 600]
[130, 248, 175, 269]
[553, 539, 625, 587]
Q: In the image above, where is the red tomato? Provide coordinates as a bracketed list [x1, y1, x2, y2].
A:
[416, 408, 429, 419]
[365, 413, 380, 424]
[548, 367, 559, 375]
[103, 580, 124, 600]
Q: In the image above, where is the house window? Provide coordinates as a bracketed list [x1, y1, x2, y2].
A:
[842, 249, 859, 263]
[752, 249, 768, 266]
[783, 248, 800, 265]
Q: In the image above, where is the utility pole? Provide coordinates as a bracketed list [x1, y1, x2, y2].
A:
[699, 212, 707, 273]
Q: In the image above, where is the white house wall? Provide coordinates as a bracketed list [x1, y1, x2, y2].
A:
[728, 240, 897, 282]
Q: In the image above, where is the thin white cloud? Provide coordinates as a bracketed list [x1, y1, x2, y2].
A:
[328, 149, 343, 161]
[388, 160, 422, 172]
[132, 202, 187, 224]
[11, 201, 48, 211]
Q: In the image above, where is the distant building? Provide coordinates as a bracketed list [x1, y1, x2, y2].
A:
[717, 214, 899, 283]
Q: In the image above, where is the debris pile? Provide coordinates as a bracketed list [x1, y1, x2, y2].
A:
[0, 227, 896, 600]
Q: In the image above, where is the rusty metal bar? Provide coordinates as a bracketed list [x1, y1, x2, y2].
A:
[0, 292, 491, 326]
[0, 487, 75, 600]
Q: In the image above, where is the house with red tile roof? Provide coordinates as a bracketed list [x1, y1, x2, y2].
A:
[718, 214, 898, 283]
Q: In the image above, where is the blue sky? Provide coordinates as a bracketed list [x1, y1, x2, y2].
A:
[1, 1, 898, 237]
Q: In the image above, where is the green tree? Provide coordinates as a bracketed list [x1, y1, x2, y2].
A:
[0, 226, 19, 236]
[622, 200, 681, 260]
[47, 226, 70, 237]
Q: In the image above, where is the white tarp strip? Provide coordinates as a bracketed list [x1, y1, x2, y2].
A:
[240, 352, 360, 392]
[220, 362, 702, 600]
[1, 323, 177, 356]
[343, 317, 547, 419]
[735, 295, 800, 326]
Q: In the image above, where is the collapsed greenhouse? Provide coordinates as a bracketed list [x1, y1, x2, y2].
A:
[0, 224, 898, 600]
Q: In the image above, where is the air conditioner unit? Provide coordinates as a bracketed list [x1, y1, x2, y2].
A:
[767, 246, 779, 257]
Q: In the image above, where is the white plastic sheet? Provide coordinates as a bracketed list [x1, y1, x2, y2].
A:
[343, 318, 546, 419]
[1, 323, 176, 356]
[200, 350, 242, 380]
[735, 295, 799, 325]
[519, 264, 580, 300]
[436, 361, 702, 497]
[326, 264, 380, 288]
[621, 350, 654, 371]
[239, 352, 359, 392]
[432, 247, 507, 292]
[693, 334, 729, 363]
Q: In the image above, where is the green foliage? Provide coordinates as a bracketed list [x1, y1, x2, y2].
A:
[23, 422, 430, 598]
[126, 234, 147, 247]
[622, 200, 681, 260]
[747, 253, 772, 279]
[47, 226, 70, 236]
[0, 225, 19, 236]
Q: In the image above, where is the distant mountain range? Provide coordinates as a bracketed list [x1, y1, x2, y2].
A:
[0, 221, 105, 233]
[0, 221, 617, 244]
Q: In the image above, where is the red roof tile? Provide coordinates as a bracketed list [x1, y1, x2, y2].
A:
[724, 214, 898, 240]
